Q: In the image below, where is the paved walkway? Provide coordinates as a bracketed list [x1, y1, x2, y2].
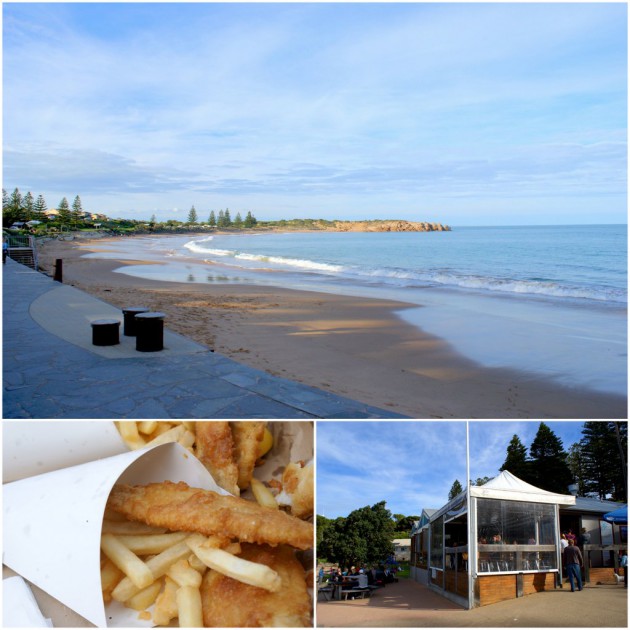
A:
[316, 577, 628, 627]
[3, 259, 407, 419]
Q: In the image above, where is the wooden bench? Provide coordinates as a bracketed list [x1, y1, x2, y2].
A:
[341, 588, 370, 600]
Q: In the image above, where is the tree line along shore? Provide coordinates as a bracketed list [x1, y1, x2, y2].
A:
[3, 186, 450, 236]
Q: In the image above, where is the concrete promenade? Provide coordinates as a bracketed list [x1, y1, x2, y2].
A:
[3, 259, 407, 419]
[316, 577, 628, 627]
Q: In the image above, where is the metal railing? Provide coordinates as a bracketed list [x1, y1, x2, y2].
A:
[4, 234, 38, 269]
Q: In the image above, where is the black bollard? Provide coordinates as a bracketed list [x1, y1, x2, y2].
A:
[122, 306, 150, 336]
[135, 312, 165, 352]
[54, 258, 63, 282]
[91, 319, 121, 346]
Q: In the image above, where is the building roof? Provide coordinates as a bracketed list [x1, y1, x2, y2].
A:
[561, 496, 624, 514]
[412, 508, 437, 533]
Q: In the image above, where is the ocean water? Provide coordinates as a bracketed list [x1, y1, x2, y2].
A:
[85, 225, 627, 396]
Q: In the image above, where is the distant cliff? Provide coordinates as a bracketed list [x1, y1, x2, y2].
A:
[332, 220, 450, 232]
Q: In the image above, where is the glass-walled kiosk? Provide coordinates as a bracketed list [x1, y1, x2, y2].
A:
[414, 471, 575, 608]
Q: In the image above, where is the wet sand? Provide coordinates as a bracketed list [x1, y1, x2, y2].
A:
[36, 236, 626, 419]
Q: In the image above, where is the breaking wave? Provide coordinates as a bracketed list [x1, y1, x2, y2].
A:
[183, 237, 626, 304]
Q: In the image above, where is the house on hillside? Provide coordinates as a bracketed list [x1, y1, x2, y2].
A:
[410, 471, 626, 609]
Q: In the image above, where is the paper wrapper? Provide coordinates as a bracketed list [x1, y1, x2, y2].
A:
[3, 421, 313, 627]
[3, 441, 225, 627]
[3, 421, 128, 483]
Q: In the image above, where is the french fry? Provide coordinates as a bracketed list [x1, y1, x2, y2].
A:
[102, 520, 167, 535]
[187, 534, 281, 592]
[146, 422, 176, 441]
[125, 580, 162, 611]
[100, 534, 154, 589]
[116, 532, 188, 555]
[178, 430, 196, 451]
[166, 558, 203, 588]
[250, 478, 278, 509]
[153, 576, 179, 626]
[138, 421, 158, 435]
[112, 539, 193, 602]
[188, 553, 208, 574]
[101, 559, 124, 593]
[116, 421, 146, 450]
[176, 585, 203, 628]
[144, 425, 186, 449]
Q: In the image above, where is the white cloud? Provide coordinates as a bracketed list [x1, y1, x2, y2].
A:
[3, 3, 626, 223]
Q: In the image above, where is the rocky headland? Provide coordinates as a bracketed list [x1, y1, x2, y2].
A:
[332, 220, 450, 232]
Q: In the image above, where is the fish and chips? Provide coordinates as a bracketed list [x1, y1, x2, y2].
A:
[102, 421, 314, 627]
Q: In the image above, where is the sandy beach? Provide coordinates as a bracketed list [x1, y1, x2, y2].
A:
[35, 235, 626, 419]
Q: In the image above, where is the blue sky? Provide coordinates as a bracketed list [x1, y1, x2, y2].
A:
[317, 421, 588, 518]
[3, 3, 627, 225]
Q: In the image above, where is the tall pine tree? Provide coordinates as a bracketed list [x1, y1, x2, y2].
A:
[580, 422, 627, 501]
[500, 435, 532, 482]
[71, 195, 84, 224]
[448, 480, 464, 500]
[23, 192, 34, 221]
[187, 206, 198, 224]
[33, 195, 47, 219]
[57, 197, 71, 225]
[528, 422, 573, 494]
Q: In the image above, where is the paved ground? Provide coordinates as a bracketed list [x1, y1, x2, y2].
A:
[3, 259, 407, 419]
[316, 577, 628, 627]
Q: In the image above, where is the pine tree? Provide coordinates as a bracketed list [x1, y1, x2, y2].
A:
[234, 212, 243, 228]
[33, 194, 47, 219]
[566, 443, 588, 497]
[208, 210, 216, 227]
[500, 435, 532, 481]
[217, 210, 225, 228]
[448, 480, 464, 500]
[3, 188, 24, 225]
[57, 197, 71, 225]
[245, 211, 257, 227]
[528, 422, 573, 494]
[224, 209, 232, 226]
[9, 188, 23, 215]
[580, 422, 628, 501]
[150, 214, 157, 226]
[71, 195, 84, 224]
[2, 189, 8, 211]
[23, 192, 34, 221]
[187, 206, 198, 224]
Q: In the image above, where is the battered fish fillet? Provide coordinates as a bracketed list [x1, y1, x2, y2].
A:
[201, 544, 311, 627]
[230, 421, 266, 490]
[277, 461, 314, 520]
[106, 481, 313, 550]
[195, 421, 240, 496]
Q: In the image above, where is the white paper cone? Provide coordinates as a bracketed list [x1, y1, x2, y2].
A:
[3, 442, 226, 627]
[2, 421, 127, 483]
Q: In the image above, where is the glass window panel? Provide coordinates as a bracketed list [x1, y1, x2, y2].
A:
[476, 498, 558, 572]
[430, 516, 443, 569]
[477, 499, 556, 545]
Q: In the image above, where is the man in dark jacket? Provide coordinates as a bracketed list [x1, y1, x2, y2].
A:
[563, 539, 583, 592]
